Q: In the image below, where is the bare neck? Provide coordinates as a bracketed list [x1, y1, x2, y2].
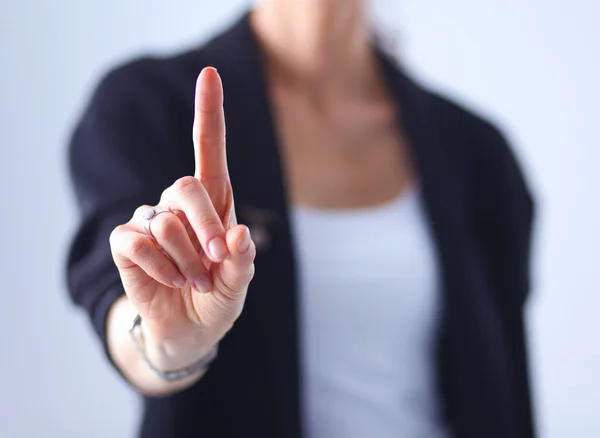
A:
[251, 0, 383, 99]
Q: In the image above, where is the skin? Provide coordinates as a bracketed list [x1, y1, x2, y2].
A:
[107, 0, 411, 396]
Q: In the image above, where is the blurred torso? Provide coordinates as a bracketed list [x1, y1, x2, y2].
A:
[265, 57, 448, 438]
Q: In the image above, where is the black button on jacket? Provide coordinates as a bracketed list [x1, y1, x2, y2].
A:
[67, 12, 536, 438]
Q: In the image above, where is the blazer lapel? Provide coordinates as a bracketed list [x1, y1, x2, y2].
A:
[378, 53, 515, 437]
[214, 14, 304, 438]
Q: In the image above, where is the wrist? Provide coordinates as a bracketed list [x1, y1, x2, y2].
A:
[137, 318, 217, 373]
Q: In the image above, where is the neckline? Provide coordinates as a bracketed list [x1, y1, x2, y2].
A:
[291, 185, 418, 217]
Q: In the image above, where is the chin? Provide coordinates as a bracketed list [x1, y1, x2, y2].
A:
[302, 0, 363, 6]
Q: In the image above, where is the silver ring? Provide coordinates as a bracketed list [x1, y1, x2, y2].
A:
[141, 206, 173, 238]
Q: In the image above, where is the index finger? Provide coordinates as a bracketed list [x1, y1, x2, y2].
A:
[193, 67, 228, 181]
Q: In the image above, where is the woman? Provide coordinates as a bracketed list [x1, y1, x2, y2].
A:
[67, 1, 535, 437]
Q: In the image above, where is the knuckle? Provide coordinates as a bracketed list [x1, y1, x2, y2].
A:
[151, 214, 181, 240]
[109, 225, 122, 248]
[172, 176, 200, 197]
[197, 107, 220, 118]
[128, 235, 151, 260]
[159, 186, 171, 203]
[109, 225, 129, 252]
[133, 205, 150, 220]
[197, 133, 221, 148]
[197, 215, 221, 232]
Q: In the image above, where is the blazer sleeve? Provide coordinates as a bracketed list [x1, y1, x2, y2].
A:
[476, 123, 535, 307]
[66, 59, 191, 363]
[474, 123, 537, 437]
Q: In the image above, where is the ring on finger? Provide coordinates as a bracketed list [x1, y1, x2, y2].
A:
[140, 206, 177, 239]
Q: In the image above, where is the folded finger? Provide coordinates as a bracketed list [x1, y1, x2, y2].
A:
[110, 226, 186, 289]
[162, 176, 229, 263]
[149, 210, 213, 294]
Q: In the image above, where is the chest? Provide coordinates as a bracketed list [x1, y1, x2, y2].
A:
[270, 89, 413, 208]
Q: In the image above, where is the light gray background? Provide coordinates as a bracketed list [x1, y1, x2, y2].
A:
[1, 1, 598, 437]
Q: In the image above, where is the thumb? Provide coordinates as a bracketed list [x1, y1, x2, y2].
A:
[213, 225, 255, 301]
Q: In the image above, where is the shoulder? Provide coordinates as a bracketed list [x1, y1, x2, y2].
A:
[88, 50, 201, 114]
[426, 89, 511, 161]
[423, 87, 532, 201]
[91, 14, 245, 105]
[78, 32, 233, 143]
[384, 60, 529, 194]
[85, 16, 246, 124]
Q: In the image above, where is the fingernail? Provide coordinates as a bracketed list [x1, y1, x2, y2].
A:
[194, 277, 212, 294]
[208, 237, 228, 262]
[237, 228, 251, 254]
[172, 276, 186, 289]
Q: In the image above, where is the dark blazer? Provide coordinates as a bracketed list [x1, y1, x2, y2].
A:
[67, 12, 536, 438]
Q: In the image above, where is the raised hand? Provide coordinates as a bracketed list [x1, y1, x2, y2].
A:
[109, 67, 255, 372]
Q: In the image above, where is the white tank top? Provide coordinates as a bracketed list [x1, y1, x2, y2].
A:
[290, 186, 449, 438]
